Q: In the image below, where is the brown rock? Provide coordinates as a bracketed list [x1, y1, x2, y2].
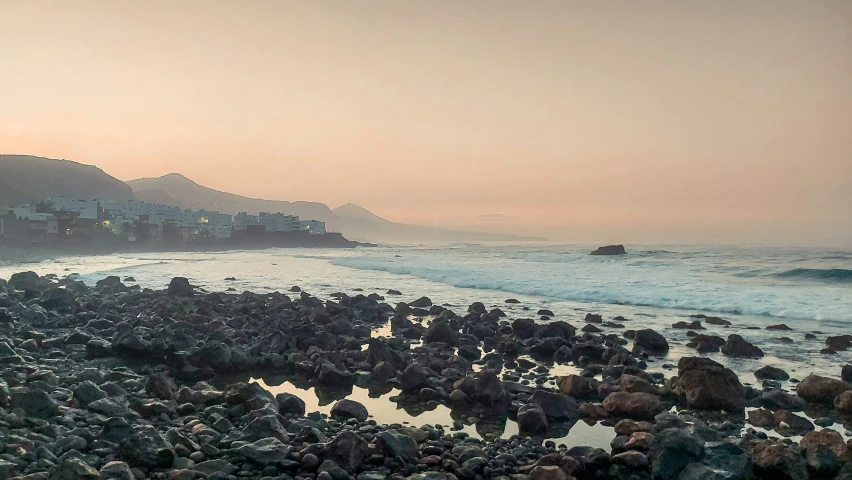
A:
[602, 391, 663, 420]
[677, 357, 745, 410]
[796, 374, 849, 404]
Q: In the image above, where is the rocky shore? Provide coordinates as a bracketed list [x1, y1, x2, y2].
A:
[1, 272, 852, 480]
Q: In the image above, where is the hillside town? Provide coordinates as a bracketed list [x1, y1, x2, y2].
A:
[1, 197, 331, 247]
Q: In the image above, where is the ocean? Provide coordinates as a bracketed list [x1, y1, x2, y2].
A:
[2, 243, 850, 442]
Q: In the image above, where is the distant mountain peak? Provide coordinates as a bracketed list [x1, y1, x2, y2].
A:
[333, 203, 388, 223]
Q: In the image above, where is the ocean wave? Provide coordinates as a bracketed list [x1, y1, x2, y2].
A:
[775, 268, 852, 283]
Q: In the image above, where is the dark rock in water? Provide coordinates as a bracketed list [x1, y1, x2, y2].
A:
[505, 298, 520, 304]
[826, 335, 852, 351]
[316, 361, 353, 386]
[704, 316, 732, 326]
[836, 390, 852, 412]
[553, 345, 573, 364]
[602, 392, 663, 420]
[323, 431, 368, 472]
[330, 399, 368, 422]
[468, 302, 486, 314]
[538, 308, 555, 317]
[750, 440, 808, 480]
[767, 324, 792, 331]
[760, 389, 805, 411]
[842, 364, 852, 382]
[473, 370, 509, 408]
[423, 320, 458, 346]
[721, 334, 764, 358]
[529, 390, 578, 420]
[401, 363, 432, 391]
[556, 375, 594, 398]
[276, 393, 306, 416]
[677, 357, 745, 410]
[517, 402, 549, 433]
[289, 285, 301, 292]
[409, 296, 432, 308]
[376, 430, 418, 461]
[649, 428, 704, 480]
[512, 318, 537, 339]
[584, 313, 603, 323]
[755, 365, 790, 381]
[632, 329, 669, 355]
[672, 320, 704, 330]
[224, 276, 236, 281]
[796, 374, 849, 404]
[41, 287, 78, 310]
[386, 289, 402, 295]
[167, 276, 194, 296]
[686, 334, 726, 353]
[10, 387, 60, 418]
[120, 425, 176, 468]
[9, 271, 40, 290]
[242, 414, 290, 442]
[238, 437, 291, 464]
[590, 245, 627, 255]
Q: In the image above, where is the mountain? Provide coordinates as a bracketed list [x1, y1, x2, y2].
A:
[0, 155, 135, 207]
[128, 173, 543, 243]
[128, 173, 336, 222]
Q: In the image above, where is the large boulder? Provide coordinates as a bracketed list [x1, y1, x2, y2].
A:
[649, 428, 704, 480]
[754, 365, 790, 381]
[10, 387, 60, 419]
[423, 320, 458, 346]
[750, 440, 808, 480]
[120, 425, 176, 468]
[796, 374, 849, 404]
[242, 415, 290, 442]
[529, 391, 579, 420]
[146, 373, 176, 400]
[111, 329, 150, 356]
[237, 438, 291, 464]
[8, 271, 40, 291]
[55, 458, 100, 480]
[556, 375, 594, 398]
[677, 357, 745, 411]
[800, 429, 848, 458]
[474, 370, 508, 408]
[167, 277, 194, 296]
[602, 392, 663, 420]
[517, 403, 549, 433]
[41, 287, 77, 311]
[99, 461, 134, 480]
[330, 399, 368, 422]
[376, 430, 419, 462]
[721, 334, 764, 358]
[512, 318, 538, 339]
[590, 245, 626, 255]
[632, 329, 669, 355]
[276, 393, 306, 416]
[323, 431, 369, 472]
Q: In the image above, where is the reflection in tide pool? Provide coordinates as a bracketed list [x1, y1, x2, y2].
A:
[253, 376, 615, 451]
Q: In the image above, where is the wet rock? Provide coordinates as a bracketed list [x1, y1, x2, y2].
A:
[111, 328, 150, 356]
[512, 318, 537, 339]
[721, 334, 764, 358]
[796, 374, 849, 403]
[750, 440, 808, 480]
[323, 431, 368, 472]
[167, 277, 194, 296]
[603, 392, 663, 420]
[677, 357, 745, 410]
[649, 428, 704, 480]
[760, 389, 805, 411]
[423, 320, 458, 346]
[99, 461, 135, 480]
[10, 387, 60, 418]
[193, 460, 238, 477]
[120, 425, 176, 468]
[590, 245, 626, 255]
[517, 403, 549, 433]
[834, 390, 852, 412]
[316, 360, 353, 386]
[276, 392, 306, 415]
[529, 465, 569, 480]
[767, 324, 792, 331]
[529, 391, 579, 420]
[238, 437, 291, 464]
[800, 429, 848, 458]
[673, 321, 704, 330]
[409, 296, 432, 308]
[556, 375, 594, 398]
[376, 430, 419, 462]
[9, 271, 40, 290]
[754, 365, 789, 381]
[632, 329, 669, 355]
[55, 458, 100, 480]
[242, 414, 290, 442]
[401, 363, 432, 391]
[330, 399, 369, 422]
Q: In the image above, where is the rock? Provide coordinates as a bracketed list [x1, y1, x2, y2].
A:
[590, 245, 627, 255]
[74, 380, 108, 406]
[677, 357, 745, 411]
[193, 460, 238, 477]
[528, 465, 568, 480]
[834, 390, 852, 412]
[323, 431, 368, 472]
[806, 445, 840, 476]
[721, 334, 764, 358]
[88, 396, 130, 416]
[767, 324, 793, 331]
[423, 320, 458, 346]
[556, 375, 593, 398]
[512, 318, 537, 339]
[474, 370, 508, 408]
[800, 429, 847, 458]
[167, 277, 194, 296]
[55, 458, 100, 480]
[649, 428, 704, 480]
[409, 296, 432, 308]
[146, 373, 177, 400]
[703, 316, 732, 326]
[120, 425, 176, 468]
[760, 390, 805, 411]
[316, 361, 352, 386]
[111, 328, 150, 355]
[672, 321, 704, 330]
[529, 390, 579, 420]
[612, 451, 649, 469]
[797, 374, 849, 403]
[99, 461, 135, 480]
[376, 430, 419, 461]
[401, 363, 431, 391]
[238, 437, 291, 464]
[750, 440, 808, 480]
[632, 329, 669, 355]
[42, 287, 78, 311]
[505, 298, 521, 304]
[10, 387, 60, 418]
[330, 399, 369, 422]
[242, 414, 290, 442]
[754, 365, 790, 381]
[602, 392, 663, 420]
[276, 392, 306, 415]
[8, 271, 40, 290]
[517, 403, 549, 433]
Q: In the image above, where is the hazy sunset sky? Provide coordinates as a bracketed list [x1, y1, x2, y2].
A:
[1, 1, 850, 245]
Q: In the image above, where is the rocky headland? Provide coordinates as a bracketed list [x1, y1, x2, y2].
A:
[1, 271, 851, 480]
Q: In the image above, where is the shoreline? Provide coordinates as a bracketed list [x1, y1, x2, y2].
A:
[1, 272, 851, 480]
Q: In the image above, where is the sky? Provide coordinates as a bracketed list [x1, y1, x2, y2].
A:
[0, 1, 850, 245]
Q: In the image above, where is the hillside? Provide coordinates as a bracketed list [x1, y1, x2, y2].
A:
[128, 173, 543, 243]
[0, 155, 135, 207]
[128, 174, 335, 222]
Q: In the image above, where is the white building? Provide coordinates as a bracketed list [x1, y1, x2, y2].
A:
[12, 205, 53, 222]
[259, 212, 301, 232]
[47, 197, 99, 220]
[234, 212, 259, 230]
[300, 220, 326, 234]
